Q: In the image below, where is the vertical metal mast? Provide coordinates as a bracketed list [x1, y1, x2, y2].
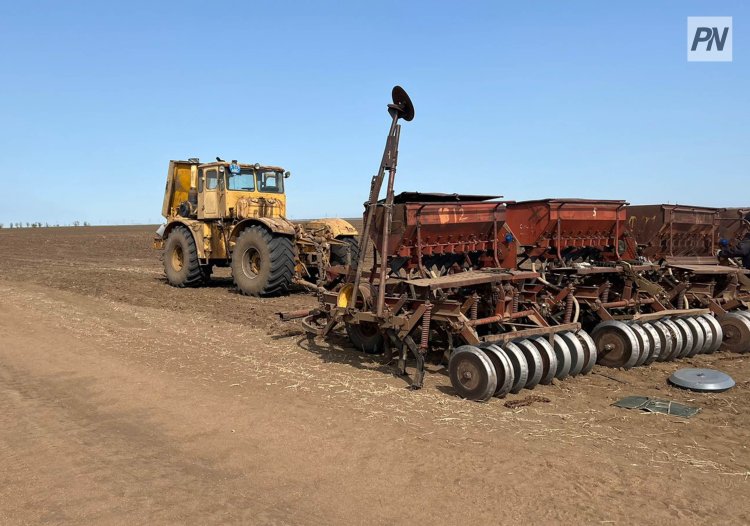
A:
[349, 86, 414, 315]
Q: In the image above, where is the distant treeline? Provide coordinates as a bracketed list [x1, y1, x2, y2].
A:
[0, 221, 91, 229]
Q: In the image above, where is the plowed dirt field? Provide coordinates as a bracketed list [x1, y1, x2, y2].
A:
[1, 225, 748, 524]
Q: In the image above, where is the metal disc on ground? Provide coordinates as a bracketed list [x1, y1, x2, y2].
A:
[639, 323, 662, 365]
[561, 332, 586, 376]
[735, 310, 750, 323]
[693, 316, 714, 355]
[591, 320, 639, 369]
[651, 321, 675, 362]
[482, 344, 515, 397]
[530, 337, 558, 385]
[629, 323, 651, 367]
[683, 317, 706, 357]
[448, 346, 498, 401]
[514, 340, 543, 389]
[661, 319, 685, 361]
[672, 318, 695, 358]
[700, 314, 723, 353]
[552, 334, 573, 379]
[503, 342, 530, 394]
[718, 313, 750, 353]
[668, 368, 736, 392]
[575, 330, 598, 375]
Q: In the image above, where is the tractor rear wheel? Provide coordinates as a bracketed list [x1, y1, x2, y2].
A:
[163, 226, 205, 287]
[231, 226, 295, 296]
[331, 236, 360, 268]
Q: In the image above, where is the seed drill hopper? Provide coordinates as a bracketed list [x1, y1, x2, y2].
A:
[627, 204, 750, 353]
[718, 207, 750, 248]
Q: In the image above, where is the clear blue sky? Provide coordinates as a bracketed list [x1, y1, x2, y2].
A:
[0, 1, 747, 225]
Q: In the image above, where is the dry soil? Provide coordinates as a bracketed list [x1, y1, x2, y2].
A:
[0, 225, 749, 524]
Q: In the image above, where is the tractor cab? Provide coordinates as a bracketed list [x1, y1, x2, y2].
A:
[162, 158, 291, 221]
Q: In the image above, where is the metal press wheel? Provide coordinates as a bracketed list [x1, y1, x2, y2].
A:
[574, 331, 598, 375]
[693, 316, 714, 354]
[591, 320, 639, 369]
[530, 337, 558, 385]
[560, 332, 586, 376]
[660, 319, 685, 361]
[672, 318, 695, 358]
[718, 313, 750, 353]
[479, 344, 515, 397]
[628, 323, 651, 367]
[700, 314, 723, 353]
[449, 346, 498, 401]
[552, 334, 573, 379]
[503, 342, 530, 394]
[514, 340, 544, 389]
[639, 323, 662, 365]
[651, 321, 675, 362]
[683, 317, 706, 357]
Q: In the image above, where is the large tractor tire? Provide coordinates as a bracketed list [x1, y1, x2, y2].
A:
[331, 236, 360, 268]
[163, 226, 205, 287]
[231, 225, 295, 296]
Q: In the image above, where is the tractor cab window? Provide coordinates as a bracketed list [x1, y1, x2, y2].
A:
[227, 169, 256, 191]
[204, 169, 219, 190]
[258, 171, 284, 194]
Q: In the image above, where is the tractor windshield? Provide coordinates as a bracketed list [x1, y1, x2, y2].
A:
[257, 170, 284, 194]
[227, 169, 256, 192]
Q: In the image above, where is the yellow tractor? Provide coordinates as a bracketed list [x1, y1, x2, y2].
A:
[154, 158, 359, 296]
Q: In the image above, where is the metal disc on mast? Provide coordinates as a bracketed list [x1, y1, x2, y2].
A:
[390, 85, 415, 121]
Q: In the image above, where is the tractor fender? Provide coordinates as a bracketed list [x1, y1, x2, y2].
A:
[161, 219, 207, 259]
[229, 217, 296, 242]
[302, 218, 359, 238]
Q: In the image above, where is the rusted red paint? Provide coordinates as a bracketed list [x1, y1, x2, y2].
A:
[718, 207, 750, 245]
[627, 204, 720, 259]
[370, 198, 518, 270]
[505, 199, 637, 261]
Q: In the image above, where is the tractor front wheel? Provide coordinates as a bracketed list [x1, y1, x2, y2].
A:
[163, 226, 205, 287]
[231, 226, 295, 296]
